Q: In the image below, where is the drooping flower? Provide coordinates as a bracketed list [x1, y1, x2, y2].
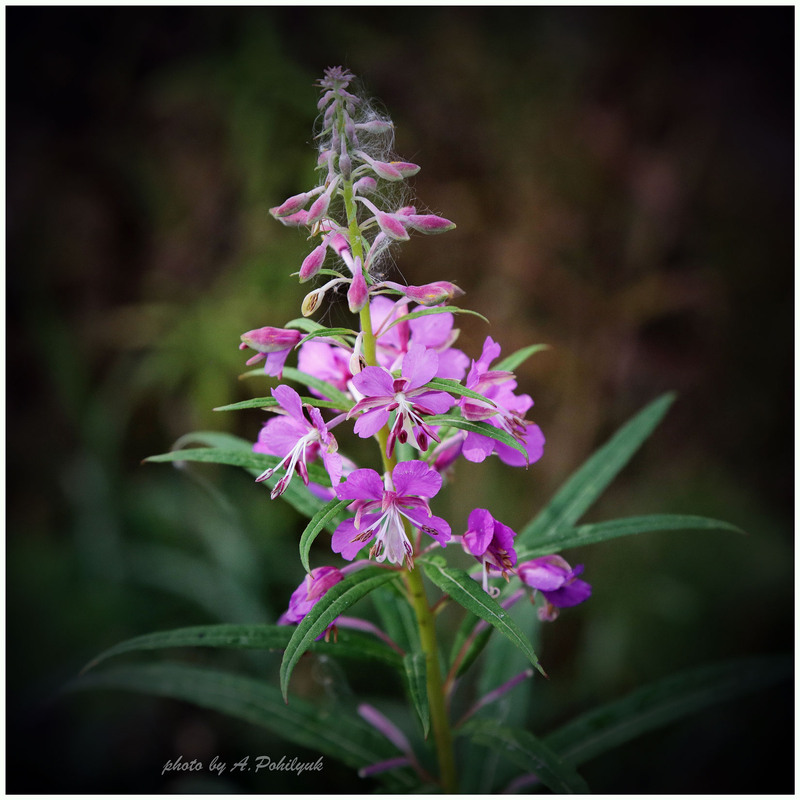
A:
[253, 385, 342, 498]
[348, 342, 455, 458]
[332, 461, 451, 568]
[517, 555, 592, 621]
[462, 508, 518, 594]
[278, 566, 344, 627]
[239, 326, 303, 379]
[459, 336, 545, 467]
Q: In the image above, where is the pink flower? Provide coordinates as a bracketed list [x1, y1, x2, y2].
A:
[460, 336, 545, 467]
[347, 343, 455, 458]
[253, 385, 342, 499]
[332, 461, 451, 567]
[278, 566, 344, 637]
[517, 555, 592, 621]
[239, 327, 303, 379]
[370, 296, 469, 380]
[462, 508, 517, 594]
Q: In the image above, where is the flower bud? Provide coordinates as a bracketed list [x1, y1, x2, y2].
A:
[347, 259, 369, 313]
[354, 119, 393, 134]
[239, 326, 302, 354]
[375, 211, 410, 241]
[307, 189, 332, 224]
[299, 243, 327, 282]
[390, 161, 421, 178]
[353, 176, 378, 195]
[395, 281, 465, 306]
[404, 214, 456, 234]
[270, 192, 311, 218]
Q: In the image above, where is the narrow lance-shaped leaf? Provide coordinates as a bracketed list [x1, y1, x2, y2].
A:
[494, 343, 550, 372]
[65, 663, 417, 791]
[82, 623, 403, 673]
[420, 560, 544, 676]
[545, 655, 792, 766]
[459, 720, 589, 794]
[299, 498, 352, 573]
[517, 514, 745, 560]
[424, 413, 528, 459]
[518, 392, 676, 544]
[144, 447, 333, 487]
[214, 396, 349, 412]
[280, 567, 400, 700]
[403, 652, 430, 739]
[379, 305, 489, 335]
[296, 327, 358, 347]
[422, 377, 497, 407]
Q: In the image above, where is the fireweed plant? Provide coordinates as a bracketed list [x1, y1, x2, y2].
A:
[75, 68, 788, 794]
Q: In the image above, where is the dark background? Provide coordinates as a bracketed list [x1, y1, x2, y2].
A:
[7, 6, 793, 793]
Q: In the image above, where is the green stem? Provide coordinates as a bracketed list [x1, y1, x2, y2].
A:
[337, 95, 456, 792]
[405, 562, 458, 793]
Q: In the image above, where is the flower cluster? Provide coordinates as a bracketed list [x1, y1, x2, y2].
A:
[241, 67, 590, 631]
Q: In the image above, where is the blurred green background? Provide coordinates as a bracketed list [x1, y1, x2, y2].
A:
[7, 7, 793, 793]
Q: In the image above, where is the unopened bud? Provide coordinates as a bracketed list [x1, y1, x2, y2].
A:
[299, 243, 327, 282]
[404, 214, 456, 234]
[239, 327, 303, 365]
[401, 281, 465, 306]
[347, 261, 369, 313]
[353, 176, 378, 195]
[270, 192, 311, 218]
[389, 161, 421, 178]
[307, 190, 332, 224]
[375, 211, 409, 241]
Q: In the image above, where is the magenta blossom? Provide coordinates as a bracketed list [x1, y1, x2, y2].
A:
[371, 296, 469, 380]
[332, 461, 451, 568]
[517, 555, 592, 621]
[459, 336, 545, 467]
[462, 509, 518, 594]
[278, 566, 344, 636]
[253, 385, 342, 498]
[239, 326, 303, 379]
[348, 343, 455, 458]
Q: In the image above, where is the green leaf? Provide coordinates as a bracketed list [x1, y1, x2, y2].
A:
[459, 720, 589, 794]
[144, 447, 333, 487]
[371, 586, 421, 654]
[494, 343, 550, 372]
[452, 624, 492, 680]
[82, 623, 402, 672]
[517, 514, 745, 560]
[420, 561, 544, 676]
[214, 396, 349, 412]
[299, 498, 352, 573]
[380, 305, 488, 335]
[297, 327, 357, 347]
[65, 663, 416, 791]
[424, 414, 528, 459]
[284, 317, 329, 335]
[518, 392, 676, 544]
[545, 655, 792, 766]
[280, 367, 353, 408]
[280, 567, 400, 699]
[423, 377, 497, 407]
[403, 652, 430, 738]
[171, 430, 254, 452]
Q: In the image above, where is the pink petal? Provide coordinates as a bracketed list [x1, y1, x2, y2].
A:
[272, 384, 305, 421]
[352, 365, 395, 398]
[392, 460, 442, 498]
[402, 342, 439, 389]
[331, 517, 374, 561]
[336, 468, 384, 501]
[353, 407, 391, 439]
